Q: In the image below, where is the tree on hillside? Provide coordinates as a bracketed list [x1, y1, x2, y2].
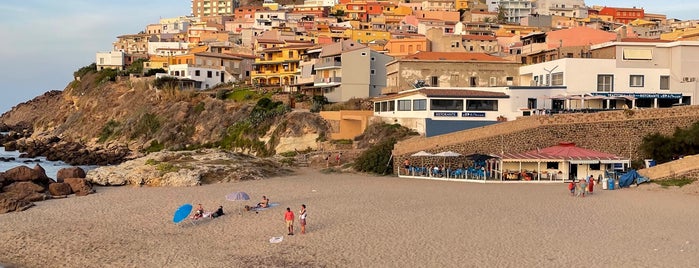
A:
[496, 4, 508, 24]
[640, 121, 699, 163]
[127, 58, 148, 75]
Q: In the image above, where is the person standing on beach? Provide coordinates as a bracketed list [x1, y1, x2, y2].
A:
[299, 204, 307, 234]
[336, 152, 342, 165]
[285, 207, 295, 235]
[326, 154, 331, 168]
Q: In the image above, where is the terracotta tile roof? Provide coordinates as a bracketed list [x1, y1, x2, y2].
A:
[194, 52, 243, 60]
[256, 38, 285, 44]
[225, 52, 258, 59]
[402, 51, 509, 62]
[498, 142, 627, 161]
[462, 35, 497, 41]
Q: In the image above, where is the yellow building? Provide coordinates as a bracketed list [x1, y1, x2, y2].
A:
[494, 25, 540, 37]
[319, 110, 373, 140]
[454, 0, 469, 10]
[661, 27, 699, 41]
[252, 44, 315, 87]
[348, 29, 391, 44]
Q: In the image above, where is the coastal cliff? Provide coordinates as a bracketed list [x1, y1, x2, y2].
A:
[0, 71, 331, 165]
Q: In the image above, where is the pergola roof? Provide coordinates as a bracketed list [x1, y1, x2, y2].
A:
[497, 142, 629, 163]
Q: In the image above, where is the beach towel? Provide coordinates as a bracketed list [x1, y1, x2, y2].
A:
[251, 202, 280, 211]
[269, 236, 284, 243]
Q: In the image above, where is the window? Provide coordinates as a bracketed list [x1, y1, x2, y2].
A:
[398, 100, 411, 111]
[370, 69, 375, 75]
[546, 162, 559, 169]
[195, 70, 201, 76]
[597, 74, 613, 92]
[489, 77, 496, 86]
[551, 72, 563, 85]
[374, 103, 380, 112]
[387, 101, 395, 111]
[630, 75, 644, 87]
[469, 77, 477, 86]
[430, 99, 463, 111]
[466, 100, 498, 111]
[413, 99, 427, 110]
[430, 76, 438, 86]
[527, 98, 537, 109]
[361, 52, 367, 56]
[207, 71, 213, 78]
[288, 51, 293, 58]
[622, 48, 652, 60]
[660, 75, 670, 90]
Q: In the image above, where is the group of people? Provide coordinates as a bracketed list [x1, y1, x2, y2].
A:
[325, 153, 342, 167]
[568, 175, 595, 197]
[191, 203, 225, 220]
[284, 204, 307, 235]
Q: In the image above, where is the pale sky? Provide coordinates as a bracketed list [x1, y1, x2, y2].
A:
[0, 0, 189, 113]
[0, 1, 696, 114]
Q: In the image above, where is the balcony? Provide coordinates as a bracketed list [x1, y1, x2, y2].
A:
[315, 77, 342, 84]
[314, 60, 342, 70]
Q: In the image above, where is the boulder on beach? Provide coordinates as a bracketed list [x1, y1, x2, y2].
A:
[56, 167, 86, 182]
[3, 165, 50, 186]
[63, 178, 93, 196]
[1, 181, 49, 202]
[48, 183, 73, 196]
[0, 196, 34, 214]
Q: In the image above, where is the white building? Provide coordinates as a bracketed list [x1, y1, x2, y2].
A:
[488, 0, 533, 24]
[532, 0, 587, 18]
[303, 0, 337, 7]
[95, 51, 125, 71]
[147, 42, 190, 56]
[372, 86, 566, 137]
[254, 10, 288, 31]
[159, 16, 196, 34]
[161, 64, 235, 90]
[519, 41, 699, 109]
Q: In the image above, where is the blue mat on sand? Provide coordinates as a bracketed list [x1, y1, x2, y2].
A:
[252, 202, 280, 211]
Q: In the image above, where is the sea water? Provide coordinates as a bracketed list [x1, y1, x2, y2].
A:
[0, 147, 98, 180]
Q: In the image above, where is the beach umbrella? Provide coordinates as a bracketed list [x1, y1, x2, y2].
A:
[173, 203, 193, 224]
[434, 151, 462, 173]
[411, 151, 434, 157]
[226, 191, 250, 201]
[226, 191, 250, 215]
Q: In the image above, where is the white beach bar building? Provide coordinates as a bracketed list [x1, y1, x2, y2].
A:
[519, 41, 699, 109]
[372, 86, 567, 137]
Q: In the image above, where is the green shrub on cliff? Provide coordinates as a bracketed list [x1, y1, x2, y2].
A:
[354, 138, 396, 174]
[74, 63, 97, 78]
[216, 97, 290, 156]
[131, 113, 161, 139]
[98, 120, 121, 142]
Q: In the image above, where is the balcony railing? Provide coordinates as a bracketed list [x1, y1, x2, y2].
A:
[314, 77, 342, 84]
[314, 60, 341, 70]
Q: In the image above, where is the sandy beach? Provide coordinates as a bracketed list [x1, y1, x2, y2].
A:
[1, 168, 698, 267]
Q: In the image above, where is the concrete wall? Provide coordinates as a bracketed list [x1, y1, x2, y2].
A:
[638, 154, 699, 180]
[392, 105, 699, 174]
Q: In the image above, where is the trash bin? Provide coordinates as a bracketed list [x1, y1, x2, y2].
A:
[602, 178, 608, 190]
[608, 178, 615, 190]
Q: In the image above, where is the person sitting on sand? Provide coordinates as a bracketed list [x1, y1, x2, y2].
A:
[193, 204, 205, 219]
[212, 206, 225, 218]
[258, 196, 270, 208]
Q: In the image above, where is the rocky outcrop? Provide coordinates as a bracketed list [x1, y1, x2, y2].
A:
[1, 181, 49, 202]
[56, 167, 86, 182]
[63, 178, 93, 196]
[87, 149, 293, 187]
[4, 137, 130, 166]
[3, 165, 50, 186]
[48, 183, 73, 196]
[0, 196, 34, 214]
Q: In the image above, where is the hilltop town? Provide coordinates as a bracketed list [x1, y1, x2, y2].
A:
[98, 0, 699, 137]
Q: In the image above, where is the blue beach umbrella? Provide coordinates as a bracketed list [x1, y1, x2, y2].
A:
[173, 203, 193, 223]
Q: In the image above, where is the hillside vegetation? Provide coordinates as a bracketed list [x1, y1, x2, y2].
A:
[0, 67, 330, 159]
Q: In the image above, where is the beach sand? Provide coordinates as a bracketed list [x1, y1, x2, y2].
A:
[1, 168, 698, 267]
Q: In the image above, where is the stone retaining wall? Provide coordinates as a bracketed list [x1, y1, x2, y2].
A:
[393, 106, 699, 174]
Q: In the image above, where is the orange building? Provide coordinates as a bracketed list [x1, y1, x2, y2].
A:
[598, 6, 644, 24]
[384, 37, 429, 57]
[234, 6, 265, 19]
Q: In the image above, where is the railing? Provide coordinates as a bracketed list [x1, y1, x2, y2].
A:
[314, 77, 342, 84]
[314, 60, 341, 70]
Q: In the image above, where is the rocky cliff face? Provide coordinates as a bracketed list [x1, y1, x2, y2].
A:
[0, 72, 331, 164]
